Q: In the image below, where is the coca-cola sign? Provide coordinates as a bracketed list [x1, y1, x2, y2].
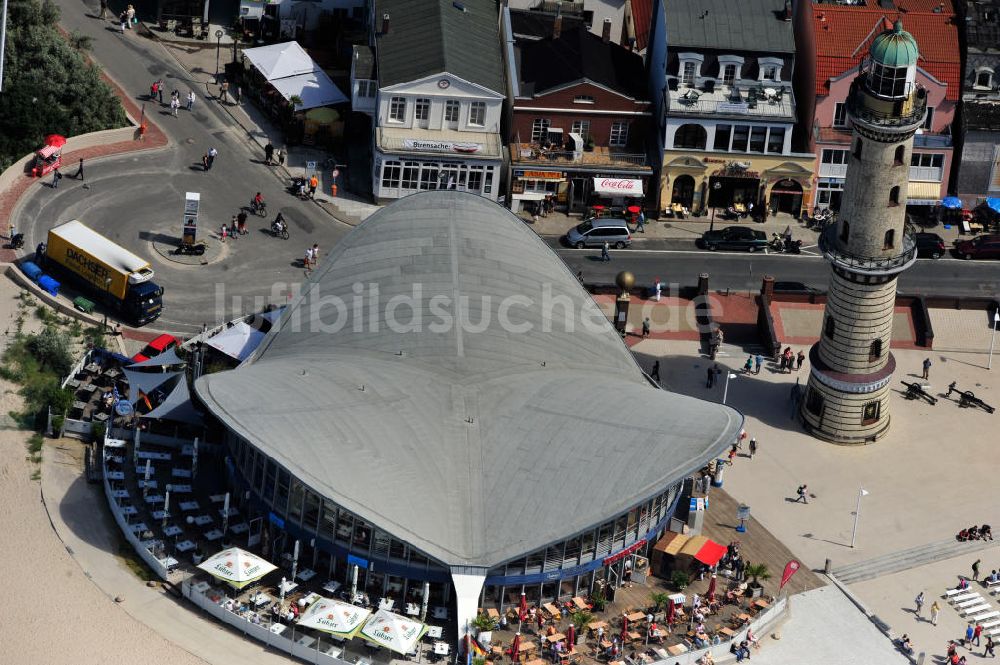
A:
[592, 177, 644, 197]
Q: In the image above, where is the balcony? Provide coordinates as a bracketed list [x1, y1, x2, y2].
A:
[847, 81, 928, 133]
[667, 84, 795, 120]
[510, 143, 651, 170]
[818, 223, 917, 277]
[912, 133, 953, 149]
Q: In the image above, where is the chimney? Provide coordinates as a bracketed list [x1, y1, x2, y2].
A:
[602, 18, 612, 43]
[783, 0, 792, 21]
[553, 13, 562, 39]
[381, 13, 390, 35]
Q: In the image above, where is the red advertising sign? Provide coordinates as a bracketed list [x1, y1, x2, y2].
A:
[779, 560, 801, 590]
[603, 540, 646, 566]
[592, 177, 644, 197]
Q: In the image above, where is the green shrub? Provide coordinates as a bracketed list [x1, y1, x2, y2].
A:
[671, 570, 690, 590]
[25, 326, 73, 376]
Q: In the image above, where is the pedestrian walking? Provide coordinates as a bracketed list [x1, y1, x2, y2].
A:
[220, 80, 230, 104]
[636, 210, 645, 233]
[930, 600, 940, 625]
[119, 10, 128, 32]
[973, 559, 982, 581]
[264, 142, 274, 165]
[743, 356, 753, 373]
[309, 174, 319, 198]
[922, 357, 932, 380]
[237, 211, 248, 235]
[310, 244, 319, 268]
[277, 148, 286, 166]
[985, 635, 995, 657]
[170, 97, 179, 116]
[157, 78, 163, 104]
[99, 0, 109, 18]
[187, 90, 196, 111]
[727, 447, 737, 466]
[754, 354, 762, 374]
[202, 153, 210, 171]
[601, 242, 610, 262]
[236, 85, 243, 105]
[967, 624, 976, 647]
[651, 360, 660, 383]
[642, 317, 651, 338]
[975, 622, 984, 646]
[304, 246, 314, 272]
[72, 158, 84, 180]
[914, 591, 924, 617]
[126, 4, 135, 27]
[220, 224, 228, 242]
[748, 437, 757, 458]
[706, 363, 719, 388]
[51, 168, 62, 188]
[796, 349, 805, 370]
[795, 484, 808, 503]
[150, 80, 158, 100]
[207, 147, 218, 169]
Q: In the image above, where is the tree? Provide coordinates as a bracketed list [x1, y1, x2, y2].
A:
[0, 0, 126, 171]
[745, 563, 772, 587]
[26, 325, 73, 376]
[649, 592, 671, 612]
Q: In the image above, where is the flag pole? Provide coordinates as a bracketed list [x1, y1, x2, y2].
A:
[850, 487, 867, 548]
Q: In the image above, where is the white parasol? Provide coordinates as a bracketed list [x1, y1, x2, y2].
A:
[297, 597, 371, 638]
[196, 546, 277, 589]
[360, 608, 427, 654]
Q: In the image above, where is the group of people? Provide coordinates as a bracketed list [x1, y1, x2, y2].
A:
[149, 79, 196, 115]
[263, 142, 287, 167]
[304, 243, 320, 272]
[957, 524, 993, 542]
[778, 347, 805, 373]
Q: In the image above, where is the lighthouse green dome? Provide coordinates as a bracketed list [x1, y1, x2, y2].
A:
[870, 20, 919, 68]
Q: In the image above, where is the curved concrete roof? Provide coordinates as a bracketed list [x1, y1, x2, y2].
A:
[196, 191, 742, 568]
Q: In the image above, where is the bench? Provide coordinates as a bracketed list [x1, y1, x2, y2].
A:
[946, 588, 967, 597]
[969, 610, 1000, 623]
[986, 579, 1000, 589]
[951, 592, 980, 604]
[980, 619, 1000, 630]
[961, 604, 991, 616]
[956, 596, 984, 607]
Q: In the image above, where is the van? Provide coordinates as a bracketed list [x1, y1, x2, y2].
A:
[565, 218, 632, 249]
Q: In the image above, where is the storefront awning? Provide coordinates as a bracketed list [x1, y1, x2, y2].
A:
[592, 177, 643, 197]
[907, 181, 942, 205]
[678, 535, 727, 566]
[512, 192, 547, 201]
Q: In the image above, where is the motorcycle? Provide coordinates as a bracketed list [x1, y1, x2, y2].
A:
[810, 208, 834, 228]
[270, 220, 289, 240]
[768, 234, 785, 252]
[783, 237, 802, 254]
[288, 176, 309, 200]
[9, 233, 24, 250]
[720, 207, 739, 221]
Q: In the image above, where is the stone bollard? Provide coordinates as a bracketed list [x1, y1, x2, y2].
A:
[825, 558, 832, 574]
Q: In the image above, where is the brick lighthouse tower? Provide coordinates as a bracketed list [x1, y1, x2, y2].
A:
[801, 20, 926, 444]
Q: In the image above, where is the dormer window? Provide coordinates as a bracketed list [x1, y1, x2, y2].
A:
[573, 95, 596, 104]
[975, 67, 994, 90]
[723, 65, 737, 86]
[758, 57, 783, 82]
[717, 55, 744, 88]
[678, 53, 704, 87]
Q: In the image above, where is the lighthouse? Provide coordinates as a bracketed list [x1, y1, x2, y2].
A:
[801, 20, 926, 443]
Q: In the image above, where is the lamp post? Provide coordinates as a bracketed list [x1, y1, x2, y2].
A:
[215, 29, 224, 77]
[709, 181, 722, 232]
[989, 309, 1000, 370]
[850, 487, 869, 548]
[722, 371, 738, 404]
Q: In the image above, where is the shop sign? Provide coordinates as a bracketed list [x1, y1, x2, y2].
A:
[603, 539, 647, 566]
[403, 139, 482, 154]
[592, 177, 644, 196]
[518, 170, 564, 180]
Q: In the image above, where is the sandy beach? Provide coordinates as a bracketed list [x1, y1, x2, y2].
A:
[0, 278, 208, 665]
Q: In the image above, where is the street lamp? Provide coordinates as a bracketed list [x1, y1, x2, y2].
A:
[850, 487, 869, 548]
[990, 309, 1000, 370]
[709, 181, 722, 232]
[722, 370, 738, 404]
[215, 29, 224, 77]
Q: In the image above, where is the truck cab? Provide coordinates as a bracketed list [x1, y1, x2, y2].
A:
[126, 281, 164, 326]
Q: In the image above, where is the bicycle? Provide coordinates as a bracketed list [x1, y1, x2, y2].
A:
[250, 199, 268, 217]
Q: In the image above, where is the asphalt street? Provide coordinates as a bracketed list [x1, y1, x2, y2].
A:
[14, 0, 1000, 334]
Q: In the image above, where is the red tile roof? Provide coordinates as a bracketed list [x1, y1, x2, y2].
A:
[630, 0, 653, 51]
[811, 2, 961, 101]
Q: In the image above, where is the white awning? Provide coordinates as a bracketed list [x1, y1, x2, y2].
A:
[270, 69, 348, 110]
[206, 321, 266, 362]
[512, 192, 547, 201]
[243, 41, 314, 80]
[592, 177, 644, 197]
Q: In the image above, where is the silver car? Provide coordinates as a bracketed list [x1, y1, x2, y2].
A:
[565, 218, 632, 249]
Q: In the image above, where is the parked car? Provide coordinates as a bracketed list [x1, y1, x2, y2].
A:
[700, 225, 768, 252]
[132, 333, 180, 363]
[914, 232, 945, 259]
[954, 234, 1000, 260]
[565, 218, 632, 249]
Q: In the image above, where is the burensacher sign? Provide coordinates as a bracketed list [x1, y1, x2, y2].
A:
[592, 177, 644, 197]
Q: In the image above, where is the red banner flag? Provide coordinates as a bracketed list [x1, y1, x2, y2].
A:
[779, 560, 801, 590]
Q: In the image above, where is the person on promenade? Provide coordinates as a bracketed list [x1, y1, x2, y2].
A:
[51, 168, 62, 188]
[601, 241, 610, 262]
[985, 635, 995, 657]
[264, 142, 275, 165]
[796, 349, 805, 370]
[125, 4, 136, 28]
[974, 622, 984, 647]
[642, 317, 651, 338]
[914, 591, 925, 618]
[187, 90, 196, 111]
[99, 0, 109, 18]
[966, 623, 976, 647]
[922, 357, 932, 380]
[72, 158, 84, 180]
[748, 437, 757, 459]
[207, 147, 218, 169]
[754, 354, 762, 374]
[795, 484, 808, 503]
[973, 559, 982, 581]
[930, 600, 940, 625]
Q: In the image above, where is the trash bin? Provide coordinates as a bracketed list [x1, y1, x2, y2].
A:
[20, 261, 43, 282]
[37, 275, 60, 296]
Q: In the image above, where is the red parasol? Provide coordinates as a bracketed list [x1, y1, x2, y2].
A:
[706, 574, 717, 603]
[592, 205, 606, 210]
[666, 599, 675, 624]
[620, 615, 629, 641]
[566, 625, 576, 652]
[510, 632, 521, 657]
[44, 134, 67, 148]
[627, 205, 641, 214]
[519, 592, 528, 622]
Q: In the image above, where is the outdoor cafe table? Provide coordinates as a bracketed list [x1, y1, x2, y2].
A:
[93, 412, 109, 423]
[79, 383, 97, 394]
[279, 579, 298, 595]
[121, 505, 138, 516]
[425, 626, 443, 639]
[112, 489, 130, 499]
[172, 468, 192, 478]
[433, 642, 451, 656]
[736, 613, 752, 623]
[138, 451, 171, 461]
[137, 479, 156, 489]
[250, 592, 270, 607]
[542, 603, 561, 617]
[297, 568, 316, 582]
[129, 522, 148, 533]
[107, 455, 124, 464]
[545, 633, 566, 644]
[65, 379, 80, 389]
[230, 522, 249, 534]
[176, 540, 195, 552]
[219, 507, 239, 518]
[518, 641, 537, 654]
[72, 401, 87, 411]
[84, 363, 101, 374]
[432, 606, 448, 620]
[179, 501, 200, 511]
[135, 465, 154, 475]
[405, 602, 420, 616]
[170, 484, 192, 493]
[145, 494, 165, 504]
[524, 658, 546, 665]
[209, 494, 227, 503]
[107, 471, 124, 480]
[626, 611, 645, 623]
[719, 627, 735, 639]
[297, 635, 315, 648]
[324, 645, 343, 659]
[204, 529, 224, 541]
[193, 514, 213, 526]
[588, 621, 608, 632]
[164, 525, 183, 537]
[270, 623, 287, 635]
[752, 599, 769, 610]
[152, 510, 168, 520]
[161, 556, 179, 569]
[572, 597, 588, 611]
[323, 580, 342, 595]
[667, 644, 688, 656]
[668, 593, 686, 606]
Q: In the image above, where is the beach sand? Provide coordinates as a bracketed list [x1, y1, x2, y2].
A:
[0, 279, 208, 665]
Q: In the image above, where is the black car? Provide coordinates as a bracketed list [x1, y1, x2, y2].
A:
[701, 225, 768, 252]
[914, 232, 945, 259]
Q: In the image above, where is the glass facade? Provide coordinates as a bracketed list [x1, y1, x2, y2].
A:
[227, 433, 684, 606]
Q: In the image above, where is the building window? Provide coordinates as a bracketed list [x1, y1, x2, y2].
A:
[922, 107, 934, 131]
[401, 162, 419, 189]
[357, 80, 376, 98]
[445, 100, 460, 123]
[805, 388, 824, 416]
[869, 62, 908, 98]
[731, 125, 749, 152]
[910, 153, 945, 181]
[381, 161, 401, 188]
[388, 96, 406, 122]
[610, 121, 629, 147]
[714, 124, 732, 151]
[869, 339, 882, 361]
[749, 126, 767, 153]
[414, 98, 430, 122]
[419, 166, 439, 190]
[822, 149, 848, 165]
[531, 118, 551, 143]
[853, 139, 862, 160]
[861, 400, 881, 425]
[469, 102, 486, 127]
[571, 120, 591, 140]
[722, 64, 737, 86]
[833, 103, 848, 127]
[884, 228, 896, 249]
[673, 123, 707, 150]
[840, 220, 850, 243]
[894, 145, 905, 166]
[888, 187, 900, 207]
[975, 68, 994, 89]
[824, 316, 835, 340]
[766, 127, 785, 154]
[763, 65, 779, 81]
[681, 61, 697, 86]
[467, 167, 483, 193]
[573, 95, 595, 104]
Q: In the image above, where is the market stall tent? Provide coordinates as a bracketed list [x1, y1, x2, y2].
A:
[243, 41, 347, 110]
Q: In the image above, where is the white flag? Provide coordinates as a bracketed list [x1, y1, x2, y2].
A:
[860, 488, 869, 496]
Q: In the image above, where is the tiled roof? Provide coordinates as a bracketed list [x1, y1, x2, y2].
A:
[630, 0, 653, 51]
[811, 3, 961, 101]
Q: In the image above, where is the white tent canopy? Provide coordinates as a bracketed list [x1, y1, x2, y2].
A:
[206, 321, 266, 362]
[196, 547, 277, 589]
[360, 609, 426, 654]
[297, 598, 371, 638]
[243, 41, 347, 110]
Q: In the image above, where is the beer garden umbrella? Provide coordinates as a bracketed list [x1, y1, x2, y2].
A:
[706, 574, 717, 603]
[359, 608, 426, 654]
[297, 597, 371, 638]
[666, 599, 675, 624]
[44, 134, 67, 148]
[196, 546, 277, 590]
[566, 625, 576, 651]
[510, 632, 521, 658]
[518, 592, 528, 622]
[942, 196, 962, 209]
